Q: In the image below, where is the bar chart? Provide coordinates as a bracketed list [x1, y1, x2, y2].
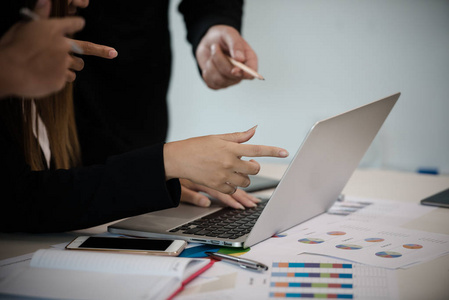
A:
[268, 260, 394, 299]
[269, 262, 354, 299]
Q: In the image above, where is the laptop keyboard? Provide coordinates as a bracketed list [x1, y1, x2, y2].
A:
[168, 202, 267, 240]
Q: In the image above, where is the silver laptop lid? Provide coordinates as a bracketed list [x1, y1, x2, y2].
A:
[108, 93, 399, 248]
[244, 93, 400, 247]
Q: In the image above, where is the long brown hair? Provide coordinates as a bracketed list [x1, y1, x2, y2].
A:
[23, 85, 81, 170]
[6, 0, 81, 170]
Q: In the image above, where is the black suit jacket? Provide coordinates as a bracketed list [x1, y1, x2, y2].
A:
[73, 0, 243, 164]
[0, 108, 181, 233]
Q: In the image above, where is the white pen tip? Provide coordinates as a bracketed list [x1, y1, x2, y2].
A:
[20, 7, 40, 21]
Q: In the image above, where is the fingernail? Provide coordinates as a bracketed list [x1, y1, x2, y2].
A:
[246, 125, 258, 132]
[234, 50, 245, 61]
[231, 67, 243, 77]
[211, 44, 217, 54]
[109, 50, 118, 58]
[251, 196, 262, 203]
[199, 198, 211, 207]
[279, 150, 289, 157]
[237, 203, 245, 210]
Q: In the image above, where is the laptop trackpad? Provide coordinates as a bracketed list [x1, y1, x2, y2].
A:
[148, 203, 222, 220]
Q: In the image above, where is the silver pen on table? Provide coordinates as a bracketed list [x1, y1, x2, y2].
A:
[205, 252, 268, 272]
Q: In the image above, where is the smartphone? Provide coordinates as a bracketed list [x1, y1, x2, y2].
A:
[420, 188, 449, 208]
[66, 236, 187, 256]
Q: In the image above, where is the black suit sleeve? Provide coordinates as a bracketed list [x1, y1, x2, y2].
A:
[0, 121, 181, 233]
[178, 0, 244, 55]
[0, 0, 27, 36]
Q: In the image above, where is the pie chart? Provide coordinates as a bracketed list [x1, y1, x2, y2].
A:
[375, 251, 402, 258]
[298, 238, 324, 244]
[335, 244, 363, 250]
[403, 244, 423, 249]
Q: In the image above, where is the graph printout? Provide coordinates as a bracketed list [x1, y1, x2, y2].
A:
[282, 220, 449, 269]
[269, 258, 397, 299]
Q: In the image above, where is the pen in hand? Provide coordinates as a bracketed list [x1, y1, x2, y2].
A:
[19, 7, 84, 54]
[227, 56, 265, 80]
[205, 252, 268, 272]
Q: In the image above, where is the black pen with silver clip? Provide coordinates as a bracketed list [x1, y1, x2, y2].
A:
[205, 252, 268, 272]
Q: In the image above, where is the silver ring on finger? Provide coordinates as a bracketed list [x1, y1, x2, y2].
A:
[225, 181, 238, 195]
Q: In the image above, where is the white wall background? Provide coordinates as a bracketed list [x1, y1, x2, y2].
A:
[167, 0, 449, 174]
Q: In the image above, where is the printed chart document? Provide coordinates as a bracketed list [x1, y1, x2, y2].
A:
[273, 220, 449, 269]
[247, 197, 446, 269]
[266, 256, 397, 300]
[327, 196, 436, 226]
[175, 254, 398, 300]
[0, 249, 211, 300]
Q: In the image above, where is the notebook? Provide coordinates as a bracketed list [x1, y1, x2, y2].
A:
[109, 93, 400, 248]
[0, 248, 214, 300]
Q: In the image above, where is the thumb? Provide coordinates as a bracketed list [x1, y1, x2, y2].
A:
[56, 16, 85, 35]
[222, 29, 246, 62]
[33, 0, 51, 19]
[221, 125, 257, 144]
[181, 187, 211, 207]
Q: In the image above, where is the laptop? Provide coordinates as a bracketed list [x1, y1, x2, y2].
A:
[109, 93, 400, 248]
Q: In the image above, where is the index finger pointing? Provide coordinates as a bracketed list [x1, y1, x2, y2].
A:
[72, 39, 118, 59]
[235, 144, 289, 158]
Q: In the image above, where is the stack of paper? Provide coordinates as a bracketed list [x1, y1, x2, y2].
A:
[0, 249, 210, 300]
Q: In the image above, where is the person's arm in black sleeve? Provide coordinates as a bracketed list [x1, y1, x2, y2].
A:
[0, 122, 181, 233]
[0, 0, 26, 36]
[178, 0, 257, 91]
[178, 0, 243, 56]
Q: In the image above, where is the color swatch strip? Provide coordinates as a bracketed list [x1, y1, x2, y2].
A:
[271, 272, 352, 278]
[273, 262, 352, 269]
[270, 292, 353, 298]
[271, 282, 353, 288]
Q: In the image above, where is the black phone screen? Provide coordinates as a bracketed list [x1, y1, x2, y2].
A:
[79, 237, 172, 250]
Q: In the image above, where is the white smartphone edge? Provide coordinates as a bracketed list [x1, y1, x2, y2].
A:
[65, 236, 187, 256]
